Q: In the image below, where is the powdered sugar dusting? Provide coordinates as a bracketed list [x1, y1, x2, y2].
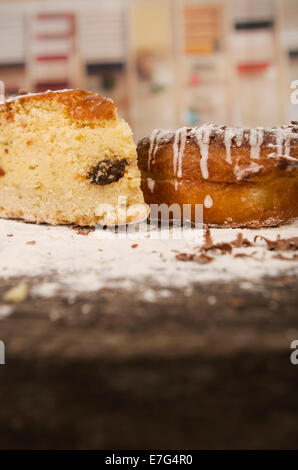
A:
[0, 219, 297, 299]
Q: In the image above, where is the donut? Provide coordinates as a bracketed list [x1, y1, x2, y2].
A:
[137, 123, 298, 227]
[0, 89, 148, 226]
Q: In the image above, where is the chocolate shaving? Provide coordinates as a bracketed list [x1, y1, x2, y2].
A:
[203, 242, 233, 254]
[176, 252, 214, 264]
[176, 253, 194, 261]
[193, 253, 214, 264]
[72, 225, 95, 236]
[202, 226, 214, 249]
[231, 233, 252, 248]
[175, 229, 298, 265]
[201, 227, 232, 254]
[234, 253, 250, 258]
[254, 235, 298, 251]
[131, 244, 138, 249]
[26, 240, 36, 245]
[273, 253, 298, 261]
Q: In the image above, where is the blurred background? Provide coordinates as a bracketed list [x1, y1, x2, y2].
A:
[0, 0, 297, 140]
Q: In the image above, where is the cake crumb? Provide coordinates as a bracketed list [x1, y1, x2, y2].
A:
[0, 305, 13, 319]
[72, 225, 95, 236]
[3, 283, 28, 303]
[228, 297, 245, 308]
[207, 295, 217, 305]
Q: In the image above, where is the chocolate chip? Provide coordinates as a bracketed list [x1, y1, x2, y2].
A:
[88, 159, 128, 185]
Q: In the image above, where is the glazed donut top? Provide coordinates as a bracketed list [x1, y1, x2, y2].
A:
[137, 122, 298, 183]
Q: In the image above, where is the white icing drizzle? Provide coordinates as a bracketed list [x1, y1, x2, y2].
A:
[195, 124, 214, 179]
[235, 128, 244, 147]
[284, 128, 292, 157]
[177, 127, 187, 178]
[224, 127, 244, 164]
[0, 80, 5, 101]
[280, 154, 297, 162]
[224, 128, 235, 164]
[233, 160, 262, 181]
[0, 88, 76, 105]
[174, 181, 179, 191]
[273, 127, 294, 158]
[249, 128, 263, 159]
[275, 131, 283, 156]
[148, 129, 160, 171]
[145, 123, 297, 184]
[204, 194, 213, 209]
[172, 127, 187, 178]
[173, 130, 180, 176]
[147, 177, 155, 193]
[147, 129, 177, 173]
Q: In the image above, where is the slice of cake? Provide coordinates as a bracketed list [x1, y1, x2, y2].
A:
[0, 89, 148, 226]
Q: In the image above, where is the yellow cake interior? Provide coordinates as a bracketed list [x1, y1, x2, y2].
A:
[0, 91, 148, 226]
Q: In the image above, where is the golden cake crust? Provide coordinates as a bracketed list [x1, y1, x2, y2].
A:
[1, 89, 117, 122]
[138, 123, 298, 227]
[138, 123, 298, 183]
